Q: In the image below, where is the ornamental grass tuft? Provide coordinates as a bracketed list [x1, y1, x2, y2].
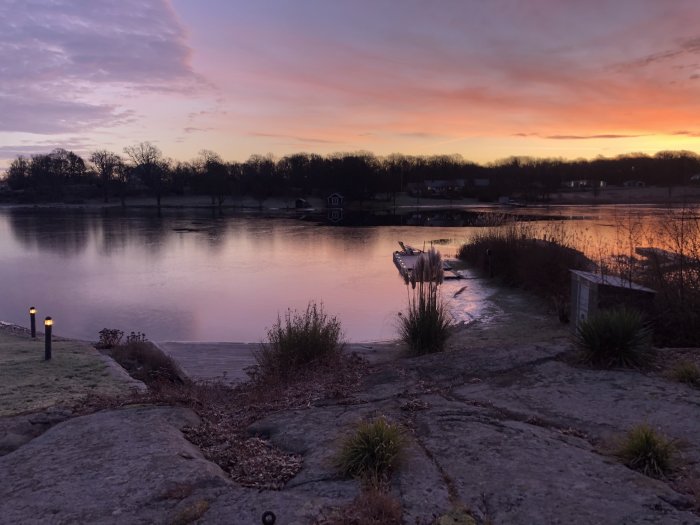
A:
[668, 360, 700, 387]
[616, 424, 674, 478]
[336, 417, 404, 485]
[398, 247, 451, 355]
[255, 301, 344, 380]
[575, 307, 653, 368]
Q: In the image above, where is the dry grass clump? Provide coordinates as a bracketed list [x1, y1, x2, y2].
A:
[575, 307, 653, 368]
[315, 488, 402, 525]
[615, 424, 674, 478]
[336, 417, 404, 485]
[108, 337, 184, 385]
[169, 499, 210, 525]
[399, 248, 451, 355]
[668, 360, 700, 387]
[255, 302, 344, 380]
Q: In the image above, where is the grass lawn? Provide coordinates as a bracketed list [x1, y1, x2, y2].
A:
[0, 330, 132, 416]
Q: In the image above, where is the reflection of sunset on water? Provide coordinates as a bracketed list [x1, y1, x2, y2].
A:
[0, 205, 694, 342]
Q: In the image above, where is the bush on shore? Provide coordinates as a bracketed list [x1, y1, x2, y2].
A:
[457, 219, 590, 322]
[107, 332, 184, 385]
[255, 301, 344, 380]
[603, 205, 700, 347]
[398, 247, 451, 355]
[575, 307, 653, 368]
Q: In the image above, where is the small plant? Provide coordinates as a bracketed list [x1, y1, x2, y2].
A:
[255, 302, 344, 379]
[398, 248, 451, 355]
[109, 338, 183, 385]
[615, 424, 674, 478]
[318, 488, 402, 525]
[668, 360, 700, 386]
[336, 417, 404, 485]
[125, 331, 147, 343]
[96, 328, 123, 349]
[575, 307, 653, 368]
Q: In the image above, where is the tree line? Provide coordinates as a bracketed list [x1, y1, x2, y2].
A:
[3, 143, 700, 206]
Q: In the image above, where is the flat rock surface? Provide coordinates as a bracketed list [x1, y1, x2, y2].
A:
[2, 340, 700, 524]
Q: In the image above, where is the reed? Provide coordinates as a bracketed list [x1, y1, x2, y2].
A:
[398, 247, 451, 355]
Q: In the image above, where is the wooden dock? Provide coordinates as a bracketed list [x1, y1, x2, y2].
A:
[156, 341, 401, 384]
[394, 250, 465, 281]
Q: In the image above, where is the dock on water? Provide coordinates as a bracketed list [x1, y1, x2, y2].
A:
[393, 242, 465, 281]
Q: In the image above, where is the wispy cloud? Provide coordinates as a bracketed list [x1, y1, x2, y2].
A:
[249, 132, 337, 144]
[0, 0, 197, 135]
[545, 134, 647, 140]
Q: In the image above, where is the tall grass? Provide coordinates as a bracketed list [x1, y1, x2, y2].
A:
[597, 205, 700, 346]
[457, 218, 591, 321]
[575, 307, 653, 368]
[255, 301, 344, 379]
[398, 248, 451, 355]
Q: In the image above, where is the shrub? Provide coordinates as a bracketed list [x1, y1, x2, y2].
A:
[125, 331, 147, 344]
[616, 424, 674, 478]
[109, 338, 184, 385]
[457, 219, 591, 322]
[575, 307, 653, 368]
[96, 328, 123, 349]
[605, 205, 700, 347]
[398, 248, 451, 355]
[668, 360, 700, 386]
[336, 417, 404, 485]
[255, 302, 344, 379]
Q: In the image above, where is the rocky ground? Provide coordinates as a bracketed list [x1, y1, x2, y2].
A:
[1, 315, 699, 523]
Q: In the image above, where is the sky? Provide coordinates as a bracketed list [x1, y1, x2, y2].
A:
[1, 0, 700, 168]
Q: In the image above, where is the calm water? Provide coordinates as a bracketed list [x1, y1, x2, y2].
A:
[0, 204, 682, 342]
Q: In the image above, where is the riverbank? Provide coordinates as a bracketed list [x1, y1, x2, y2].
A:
[2, 185, 700, 212]
[1, 298, 699, 523]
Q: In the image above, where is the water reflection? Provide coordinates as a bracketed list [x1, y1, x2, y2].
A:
[0, 204, 687, 342]
[9, 209, 92, 255]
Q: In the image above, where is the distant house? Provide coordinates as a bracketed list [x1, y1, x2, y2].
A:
[326, 192, 344, 208]
[690, 174, 700, 184]
[564, 179, 607, 189]
[424, 179, 466, 196]
[473, 178, 490, 187]
[623, 180, 646, 188]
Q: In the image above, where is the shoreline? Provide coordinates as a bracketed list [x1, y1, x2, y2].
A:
[1, 184, 700, 212]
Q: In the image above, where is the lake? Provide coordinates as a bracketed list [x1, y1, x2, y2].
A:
[0, 204, 686, 342]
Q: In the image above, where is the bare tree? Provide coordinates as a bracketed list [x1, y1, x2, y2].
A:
[123, 142, 165, 208]
[90, 150, 122, 203]
[198, 149, 230, 208]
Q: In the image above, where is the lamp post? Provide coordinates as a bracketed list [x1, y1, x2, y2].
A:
[44, 317, 53, 361]
[29, 307, 36, 338]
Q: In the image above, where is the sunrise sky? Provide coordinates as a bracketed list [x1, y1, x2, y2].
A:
[1, 0, 700, 168]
